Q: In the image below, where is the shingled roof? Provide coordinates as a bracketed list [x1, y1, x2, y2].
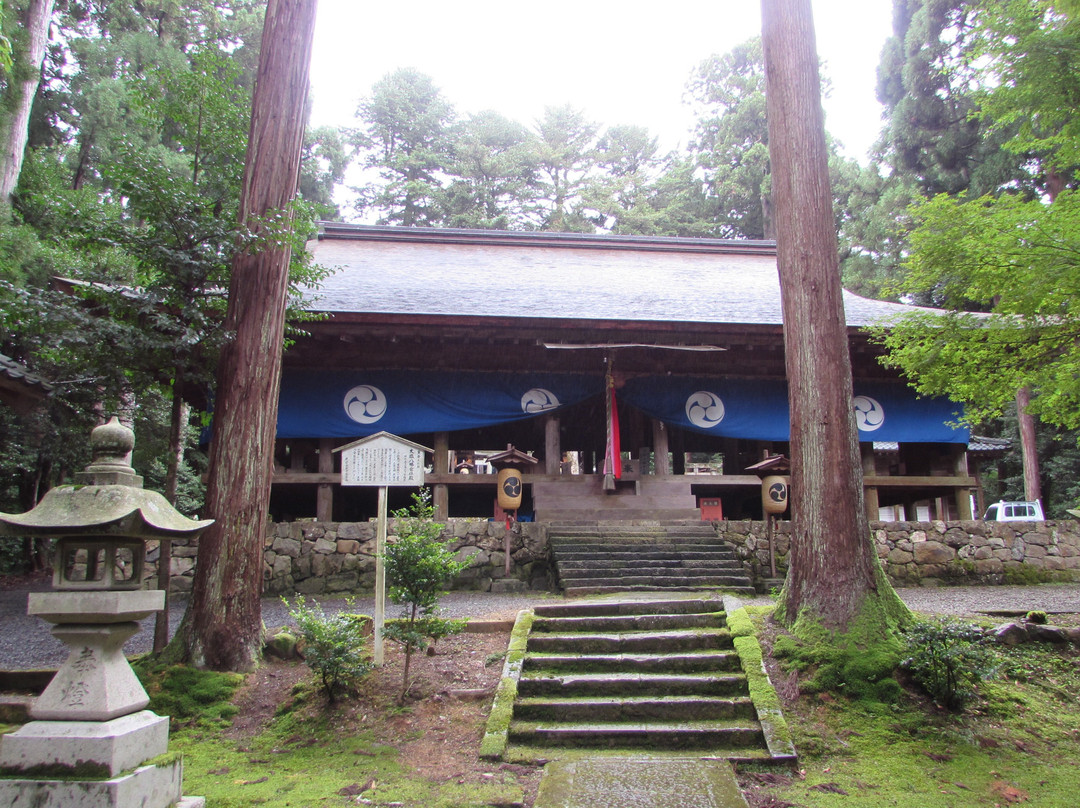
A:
[307, 223, 933, 328]
[0, 353, 53, 412]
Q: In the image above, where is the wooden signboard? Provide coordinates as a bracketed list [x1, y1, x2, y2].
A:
[333, 432, 432, 665]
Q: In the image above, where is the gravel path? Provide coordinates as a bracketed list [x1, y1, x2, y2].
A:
[2, 581, 1079, 671]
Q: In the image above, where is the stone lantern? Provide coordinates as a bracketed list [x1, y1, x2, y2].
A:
[0, 417, 212, 808]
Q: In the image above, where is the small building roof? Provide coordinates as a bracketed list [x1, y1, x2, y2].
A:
[307, 224, 935, 328]
[0, 353, 53, 412]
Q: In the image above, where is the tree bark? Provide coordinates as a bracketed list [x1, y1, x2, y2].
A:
[1015, 387, 1042, 504]
[0, 0, 55, 202]
[761, 0, 883, 630]
[174, 0, 318, 671]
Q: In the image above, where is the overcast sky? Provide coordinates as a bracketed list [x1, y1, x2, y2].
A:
[308, 1, 895, 164]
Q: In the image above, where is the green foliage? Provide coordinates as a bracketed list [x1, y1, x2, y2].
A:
[877, 189, 1080, 429]
[134, 660, 243, 729]
[902, 617, 998, 710]
[382, 488, 469, 702]
[286, 596, 372, 703]
[774, 594, 908, 705]
[1025, 609, 1049, 624]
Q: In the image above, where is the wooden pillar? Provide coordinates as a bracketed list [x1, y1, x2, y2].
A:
[860, 443, 879, 522]
[316, 438, 334, 521]
[672, 429, 686, 475]
[544, 415, 561, 475]
[951, 443, 973, 520]
[433, 431, 450, 520]
[652, 419, 670, 476]
[722, 438, 739, 475]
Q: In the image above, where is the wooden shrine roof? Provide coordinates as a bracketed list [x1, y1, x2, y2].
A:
[306, 224, 934, 329]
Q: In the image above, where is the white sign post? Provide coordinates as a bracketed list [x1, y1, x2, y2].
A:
[334, 432, 431, 666]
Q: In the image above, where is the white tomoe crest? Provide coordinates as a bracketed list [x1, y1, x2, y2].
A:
[853, 395, 885, 432]
[521, 388, 560, 414]
[686, 391, 725, 429]
[344, 384, 387, 424]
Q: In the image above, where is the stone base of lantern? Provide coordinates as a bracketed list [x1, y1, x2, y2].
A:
[0, 710, 168, 777]
[0, 756, 197, 808]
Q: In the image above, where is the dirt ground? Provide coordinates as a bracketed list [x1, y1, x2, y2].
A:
[224, 629, 543, 806]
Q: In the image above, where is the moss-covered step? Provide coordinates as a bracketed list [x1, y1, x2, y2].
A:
[532, 598, 723, 618]
[522, 650, 743, 674]
[525, 628, 734, 654]
[531, 612, 726, 633]
[513, 695, 757, 722]
[507, 719, 765, 749]
[517, 672, 749, 698]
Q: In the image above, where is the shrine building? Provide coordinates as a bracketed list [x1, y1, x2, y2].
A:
[271, 223, 983, 524]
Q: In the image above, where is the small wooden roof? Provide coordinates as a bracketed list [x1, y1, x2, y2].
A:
[0, 353, 53, 412]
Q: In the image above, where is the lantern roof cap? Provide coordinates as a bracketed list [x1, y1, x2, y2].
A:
[0, 417, 213, 539]
[745, 454, 791, 477]
[488, 444, 539, 468]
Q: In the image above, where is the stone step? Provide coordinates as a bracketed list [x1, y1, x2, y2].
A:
[564, 584, 758, 597]
[531, 612, 726, 634]
[522, 651, 743, 674]
[514, 695, 757, 722]
[517, 672, 750, 698]
[507, 719, 765, 750]
[553, 548, 740, 560]
[537, 509, 703, 522]
[550, 535, 726, 546]
[533, 599, 722, 618]
[525, 629, 733, 655]
[558, 574, 753, 589]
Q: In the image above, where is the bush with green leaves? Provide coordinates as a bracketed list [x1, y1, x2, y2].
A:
[286, 597, 372, 703]
[903, 617, 997, 710]
[383, 489, 470, 703]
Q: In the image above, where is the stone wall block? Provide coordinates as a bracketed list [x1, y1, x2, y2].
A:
[888, 549, 913, 564]
[913, 541, 955, 565]
[295, 576, 326, 595]
[295, 554, 312, 579]
[313, 537, 337, 554]
[974, 558, 1003, 574]
[272, 555, 292, 577]
[338, 523, 362, 539]
[911, 531, 927, 543]
[272, 537, 301, 558]
[337, 540, 360, 555]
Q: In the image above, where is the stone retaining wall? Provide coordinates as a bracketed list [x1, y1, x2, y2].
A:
[720, 519, 1080, 586]
[152, 518, 1080, 595]
[153, 518, 554, 596]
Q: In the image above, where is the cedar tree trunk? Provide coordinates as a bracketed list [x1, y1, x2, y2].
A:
[761, 0, 886, 630]
[175, 0, 318, 670]
[0, 0, 55, 202]
[1015, 387, 1042, 504]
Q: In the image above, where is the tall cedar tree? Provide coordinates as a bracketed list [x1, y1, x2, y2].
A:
[761, 0, 905, 631]
[0, 0, 54, 201]
[175, 0, 318, 671]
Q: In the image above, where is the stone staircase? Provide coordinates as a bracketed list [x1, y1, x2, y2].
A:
[550, 523, 756, 596]
[503, 598, 778, 761]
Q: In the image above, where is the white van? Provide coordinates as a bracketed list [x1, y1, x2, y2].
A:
[982, 500, 1045, 521]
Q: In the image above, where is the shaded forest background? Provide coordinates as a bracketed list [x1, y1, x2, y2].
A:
[2, 0, 1079, 575]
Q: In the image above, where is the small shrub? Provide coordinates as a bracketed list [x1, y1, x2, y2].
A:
[1024, 610, 1048, 625]
[383, 489, 470, 703]
[286, 596, 372, 703]
[903, 617, 997, 710]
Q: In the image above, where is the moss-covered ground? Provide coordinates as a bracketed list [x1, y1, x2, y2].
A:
[740, 606, 1080, 808]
